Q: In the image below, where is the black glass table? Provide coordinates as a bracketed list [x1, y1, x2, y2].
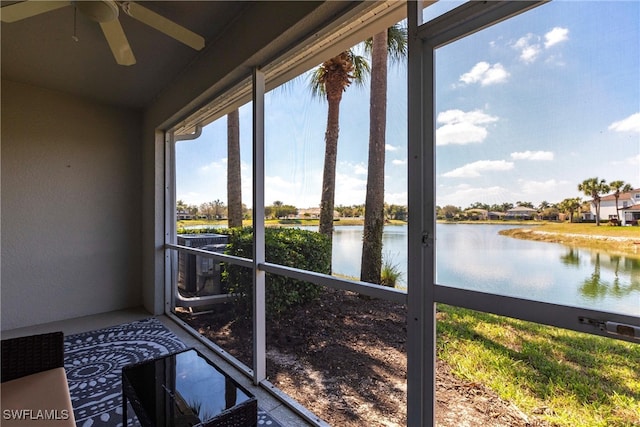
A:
[122, 348, 257, 427]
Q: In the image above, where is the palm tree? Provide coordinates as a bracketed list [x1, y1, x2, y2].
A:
[361, 25, 407, 284]
[311, 50, 369, 243]
[559, 197, 581, 223]
[516, 201, 534, 208]
[212, 199, 226, 219]
[609, 180, 633, 224]
[578, 177, 610, 226]
[500, 202, 514, 212]
[227, 109, 243, 228]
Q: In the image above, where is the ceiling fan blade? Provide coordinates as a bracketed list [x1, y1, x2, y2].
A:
[1, 1, 70, 23]
[99, 19, 136, 66]
[123, 2, 205, 51]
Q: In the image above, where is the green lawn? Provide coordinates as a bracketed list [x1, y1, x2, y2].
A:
[437, 305, 640, 427]
[537, 222, 640, 238]
[498, 222, 640, 256]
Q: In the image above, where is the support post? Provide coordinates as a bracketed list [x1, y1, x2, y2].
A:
[407, 1, 436, 426]
[252, 67, 266, 384]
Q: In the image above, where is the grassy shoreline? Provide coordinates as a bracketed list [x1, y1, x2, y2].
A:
[498, 223, 640, 258]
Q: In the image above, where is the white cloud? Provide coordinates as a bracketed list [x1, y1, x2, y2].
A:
[180, 159, 253, 207]
[544, 54, 566, 67]
[436, 183, 509, 208]
[385, 191, 407, 205]
[608, 112, 640, 133]
[199, 160, 226, 173]
[513, 34, 541, 63]
[513, 28, 569, 63]
[544, 27, 569, 48]
[178, 191, 205, 206]
[385, 144, 399, 152]
[392, 159, 407, 166]
[519, 178, 557, 194]
[436, 109, 499, 146]
[442, 160, 514, 178]
[334, 171, 367, 205]
[518, 179, 571, 201]
[265, 175, 309, 207]
[510, 150, 554, 161]
[353, 163, 368, 175]
[459, 62, 510, 86]
[265, 175, 297, 191]
[611, 153, 640, 167]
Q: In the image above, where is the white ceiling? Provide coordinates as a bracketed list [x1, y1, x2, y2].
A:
[1, 1, 248, 109]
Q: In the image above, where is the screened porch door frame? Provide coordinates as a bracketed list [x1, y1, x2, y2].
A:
[406, 2, 639, 426]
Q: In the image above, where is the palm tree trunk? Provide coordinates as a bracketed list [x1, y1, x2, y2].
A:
[227, 109, 243, 228]
[319, 95, 340, 243]
[361, 31, 388, 284]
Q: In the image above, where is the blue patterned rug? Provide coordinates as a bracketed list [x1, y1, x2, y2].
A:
[64, 317, 281, 427]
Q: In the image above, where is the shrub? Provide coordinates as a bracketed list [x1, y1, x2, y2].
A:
[380, 255, 403, 288]
[223, 227, 331, 318]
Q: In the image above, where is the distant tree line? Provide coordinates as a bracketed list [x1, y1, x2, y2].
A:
[177, 200, 409, 221]
[436, 177, 634, 226]
[180, 178, 633, 225]
[177, 199, 251, 221]
[264, 201, 298, 219]
[335, 204, 407, 221]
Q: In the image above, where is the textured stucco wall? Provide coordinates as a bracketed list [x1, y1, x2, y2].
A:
[1, 80, 143, 330]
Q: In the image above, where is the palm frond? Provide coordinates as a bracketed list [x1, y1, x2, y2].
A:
[349, 51, 370, 87]
[309, 66, 327, 98]
[387, 24, 408, 65]
[363, 23, 408, 66]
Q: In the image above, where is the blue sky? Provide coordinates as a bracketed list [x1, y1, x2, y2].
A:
[176, 1, 639, 210]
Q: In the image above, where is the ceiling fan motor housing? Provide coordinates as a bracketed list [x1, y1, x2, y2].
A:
[74, 0, 119, 23]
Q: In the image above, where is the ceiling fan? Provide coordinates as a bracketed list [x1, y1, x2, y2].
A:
[1, 0, 205, 66]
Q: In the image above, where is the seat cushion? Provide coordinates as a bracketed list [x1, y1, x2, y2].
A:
[1, 368, 75, 426]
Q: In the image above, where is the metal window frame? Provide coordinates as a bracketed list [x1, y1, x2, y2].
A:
[407, 1, 639, 426]
[162, 2, 640, 426]
[252, 67, 267, 385]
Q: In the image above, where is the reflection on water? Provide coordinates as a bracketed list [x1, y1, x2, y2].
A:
[560, 248, 581, 267]
[579, 252, 640, 300]
[305, 225, 409, 285]
[436, 224, 639, 316]
[297, 224, 639, 316]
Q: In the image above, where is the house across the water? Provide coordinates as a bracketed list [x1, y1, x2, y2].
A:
[505, 206, 538, 220]
[586, 190, 640, 225]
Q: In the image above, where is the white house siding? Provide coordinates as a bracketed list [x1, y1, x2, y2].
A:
[590, 191, 640, 221]
[621, 204, 640, 226]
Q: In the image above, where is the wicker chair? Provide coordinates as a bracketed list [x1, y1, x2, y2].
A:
[1, 332, 76, 426]
[1, 332, 65, 383]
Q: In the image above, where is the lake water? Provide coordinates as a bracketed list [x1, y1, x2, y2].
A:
[301, 224, 640, 316]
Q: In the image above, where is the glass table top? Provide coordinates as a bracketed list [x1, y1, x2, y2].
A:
[123, 349, 253, 426]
